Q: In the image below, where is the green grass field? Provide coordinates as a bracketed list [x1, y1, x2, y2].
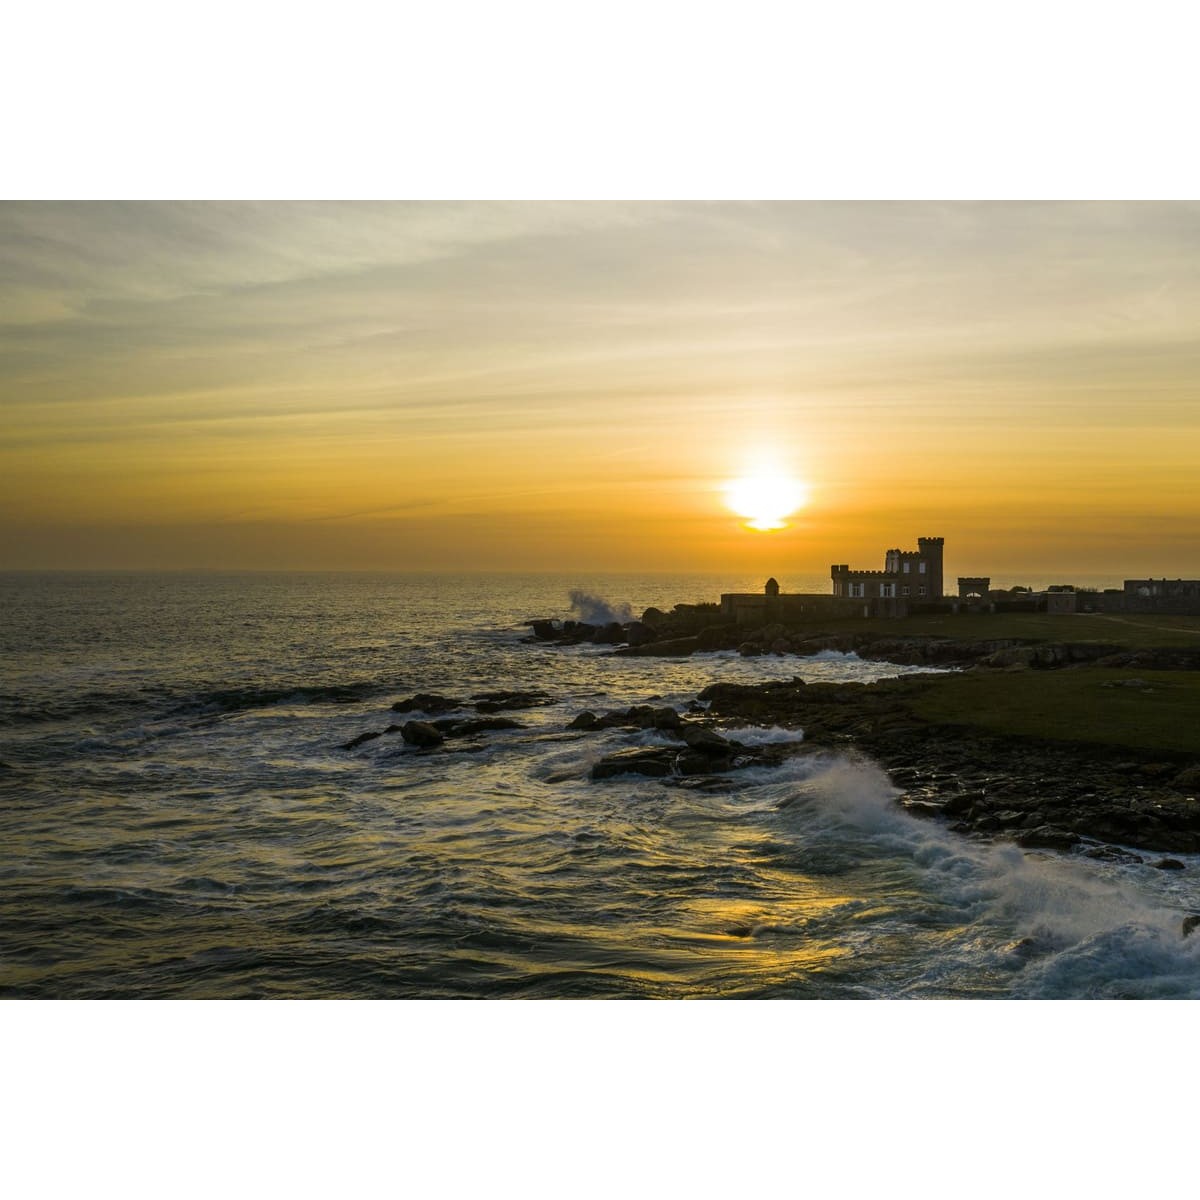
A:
[906, 668, 1200, 755]
[786, 611, 1200, 649]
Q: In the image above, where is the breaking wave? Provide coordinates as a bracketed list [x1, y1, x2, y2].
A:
[568, 589, 634, 626]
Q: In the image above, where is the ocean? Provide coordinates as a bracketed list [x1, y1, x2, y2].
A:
[3, 570, 1200, 999]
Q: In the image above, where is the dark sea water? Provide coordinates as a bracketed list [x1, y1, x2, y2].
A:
[3, 570, 1200, 999]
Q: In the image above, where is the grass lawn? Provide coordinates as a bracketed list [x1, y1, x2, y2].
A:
[905, 668, 1200, 756]
[784, 611, 1200, 649]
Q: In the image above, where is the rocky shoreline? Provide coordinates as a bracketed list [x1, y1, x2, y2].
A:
[530, 612, 1200, 672]
[524, 609, 1200, 864]
[695, 676, 1200, 862]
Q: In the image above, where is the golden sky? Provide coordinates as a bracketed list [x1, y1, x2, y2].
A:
[2, 201, 1198, 579]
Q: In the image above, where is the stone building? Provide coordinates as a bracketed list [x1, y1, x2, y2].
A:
[957, 576, 990, 601]
[1120, 579, 1200, 614]
[831, 536, 944, 603]
[719, 579, 864, 625]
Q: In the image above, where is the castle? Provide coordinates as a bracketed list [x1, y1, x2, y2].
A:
[832, 536, 945, 604]
[721, 535, 955, 623]
[719, 533, 1200, 624]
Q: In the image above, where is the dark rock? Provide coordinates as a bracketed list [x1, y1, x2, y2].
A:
[1153, 858, 1186, 871]
[1172, 765, 1200, 793]
[738, 642, 763, 657]
[942, 791, 984, 817]
[900, 799, 943, 819]
[1017, 826, 1081, 852]
[400, 720, 445, 748]
[442, 717, 524, 737]
[392, 693, 462, 714]
[696, 625, 736, 651]
[568, 704, 683, 732]
[625, 622, 656, 648]
[614, 636, 700, 658]
[1082, 845, 1144, 865]
[1183, 914, 1200, 938]
[991, 810, 1029, 828]
[341, 730, 384, 750]
[471, 689, 553, 712]
[680, 726, 733, 756]
[530, 620, 559, 640]
[675, 749, 732, 775]
[591, 622, 626, 645]
[591, 748, 674, 780]
[651, 707, 683, 730]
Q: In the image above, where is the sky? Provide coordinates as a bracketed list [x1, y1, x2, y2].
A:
[2, 201, 1199, 581]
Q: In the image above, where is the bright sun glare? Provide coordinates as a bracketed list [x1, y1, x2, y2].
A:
[724, 469, 808, 531]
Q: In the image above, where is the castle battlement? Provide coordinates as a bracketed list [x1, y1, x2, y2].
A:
[832, 535, 945, 601]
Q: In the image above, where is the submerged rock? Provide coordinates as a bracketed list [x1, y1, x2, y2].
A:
[400, 720, 445, 748]
[613, 636, 701, 658]
[590, 747, 675, 780]
[567, 705, 681, 732]
[435, 716, 525, 737]
[471, 689, 554, 712]
[392, 693, 462, 714]
[340, 730, 384, 750]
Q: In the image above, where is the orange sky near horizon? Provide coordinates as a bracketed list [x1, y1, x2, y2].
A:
[2, 201, 1199, 581]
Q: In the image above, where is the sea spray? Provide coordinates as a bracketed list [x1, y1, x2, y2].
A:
[568, 589, 634, 626]
[766, 753, 1200, 997]
[9, 569, 1200, 999]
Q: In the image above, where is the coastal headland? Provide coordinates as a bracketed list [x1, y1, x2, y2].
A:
[528, 605, 1200, 861]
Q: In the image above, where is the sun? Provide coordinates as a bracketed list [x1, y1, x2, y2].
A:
[724, 469, 808, 531]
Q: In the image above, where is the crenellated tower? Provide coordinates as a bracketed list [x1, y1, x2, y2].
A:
[917, 537, 944, 599]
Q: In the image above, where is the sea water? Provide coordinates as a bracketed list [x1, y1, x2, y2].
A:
[3, 570, 1200, 999]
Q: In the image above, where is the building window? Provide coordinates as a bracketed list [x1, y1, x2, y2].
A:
[918, 586, 927, 596]
[850, 582, 864, 598]
[902, 561, 910, 574]
[919, 562, 927, 574]
[902, 586, 910, 596]
[880, 583, 895, 598]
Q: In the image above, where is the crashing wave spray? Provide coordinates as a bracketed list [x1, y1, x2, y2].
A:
[763, 754, 1200, 997]
[568, 589, 634, 625]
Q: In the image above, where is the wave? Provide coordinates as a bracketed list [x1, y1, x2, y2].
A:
[718, 725, 804, 746]
[765, 754, 1200, 997]
[165, 682, 380, 717]
[1, 679, 386, 727]
[568, 589, 634, 626]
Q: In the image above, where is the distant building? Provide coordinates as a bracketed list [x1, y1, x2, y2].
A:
[719, 578, 865, 625]
[831, 537, 944, 605]
[717, 542, 1200, 626]
[1121, 579, 1200, 614]
[957, 576, 991, 602]
[1045, 591, 1078, 614]
[720, 535, 949, 623]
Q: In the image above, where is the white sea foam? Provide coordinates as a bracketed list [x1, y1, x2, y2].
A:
[720, 725, 804, 746]
[763, 754, 1200, 997]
